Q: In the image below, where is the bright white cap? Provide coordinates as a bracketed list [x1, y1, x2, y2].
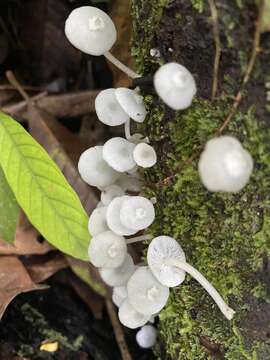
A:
[106, 196, 137, 236]
[112, 286, 128, 307]
[95, 89, 129, 126]
[103, 138, 136, 173]
[198, 136, 253, 192]
[136, 325, 157, 348]
[65, 6, 116, 56]
[88, 207, 108, 236]
[99, 254, 136, 286]
[118, 299, 151, 329]
[147, 236, 186, 287]
[115, 88, 147, 123]
[101, 185, 125, 206]
[88, 230, 127, 268]
[133, 143, 157, 168]
[120, 196, 155, 231]
[78, 146, 120, 188]
[154, 62, 196, 110]
[116, 173, 142, 192]
[127, 266, 169, 315]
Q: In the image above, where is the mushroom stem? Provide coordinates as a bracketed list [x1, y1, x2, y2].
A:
[125, 119, 131, 140]
[165, 258, 235, 320]
[126, 234, 153, 245]
[104, 51, 141, 79]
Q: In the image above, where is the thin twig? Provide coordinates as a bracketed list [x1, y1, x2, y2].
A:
[208, 0, 221, 100]
[1, 92, 48, 116]
[0, 84, 41, 91]
[6, 71, 32, 102]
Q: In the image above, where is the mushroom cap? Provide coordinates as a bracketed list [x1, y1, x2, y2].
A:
[154, 62, 196, 110]
[106, 196, 137, 236]
[88, 206, 109, 236]
[115, 88, 147, 123]
[136, 325, 157, 348]
[103, 137, 136, 173]
[147, 236, 186, 287]
[118, 299, 151, 329]
[88, 230, 127, 268]
[112, 286, 128, 307]
[101, 184, 125, 206]
[198, 136, 253, 192]
[115, 173, 142, 192]
[133, 143, 157, 168]
[100, 254, 136, 286]
[95, 89, 130, 126]
[65, 6, 116, 56]
[78, 146, 120, 188]
[120, 196, 155, 231]
[127, 266, 169, 315]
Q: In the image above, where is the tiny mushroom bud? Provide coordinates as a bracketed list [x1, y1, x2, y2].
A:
[118, 299, 151, 329]
[198, 136, 253, 192]
[103, 137, 136, 172]
[78, 146, 120, 188]
[133, 143, 157, 168]
[88, 207, 109, 236]
[95, 89, 130, 126]
[101, 184, 125, 206]
[127, 266, 169, 315]
[112, 286, 128, 307]
[154, 62, 196, 110]
[88, 230, 127, 268]
[136, 325, 157, 349]
[115, 88, 147, 123]
[99, 254, 136, 286]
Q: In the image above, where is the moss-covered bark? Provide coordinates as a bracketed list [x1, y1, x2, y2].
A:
[131, 0, 270, 359]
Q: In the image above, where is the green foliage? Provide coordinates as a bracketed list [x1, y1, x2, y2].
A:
[0, 112, 90, 260]
[0, 166, 19, 243]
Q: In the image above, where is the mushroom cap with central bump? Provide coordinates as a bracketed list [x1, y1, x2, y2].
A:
[103, 137, 136, 173]
[133, 143, 157, 168]
[147, 236, 186, 287]
[127, 266, 169, 315]
[118, 299, 151, 329]
[95, 89, 130, 126]
[88, 230, 127, 268]
[154, 62, 196, 110]
[120, 196, 155, 231]
[78, 146, 120, 188]
[88, 206, 108, 236]
[115, 88, 147, 123]
[65, 6, 116, 56]
[100, 254, 136, 286]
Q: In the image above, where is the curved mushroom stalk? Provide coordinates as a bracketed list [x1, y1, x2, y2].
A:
[125, 119, 131, 140]
[104, 51, 141, 79]
[126, 234, 153, 245]
[165, 258, 235, 320]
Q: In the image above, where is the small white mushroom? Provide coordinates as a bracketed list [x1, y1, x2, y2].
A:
[103, 137, 136, 173]
[95, 89, 130, 126]
[88, 207, 109, 236]
[112, 286, 128, 307]
[99, 254, 136, 287]
[133, 143, 157, 168]
[101, 185, 125, 206]
[127, 266, 169, 315]
[154, 62, 196, 110]
[78, 146, 120, 188]
[198, 136, 253, 192]
[136, 325, 157, 349]
[118, 299, 151, 329]
[115, 88, 147, 123]
[120, 196, 155, 231]
[88, 230, 127, 268]
[115, 173, 142, 193]
[147, 236, 235, 320]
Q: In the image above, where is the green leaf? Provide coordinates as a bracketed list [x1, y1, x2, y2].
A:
[0, 112, 90, 260]
[0, 166, 19, 243]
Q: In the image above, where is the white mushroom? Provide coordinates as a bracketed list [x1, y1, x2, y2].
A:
[147, 236, 235, 320]
[101, 185, 125, 206]
[120, 196, 155, 231]
[88, 206, 109, 236]
[136, 325, 157, 349]
[133, 143, 157, 168]
[115, 173, 142, 193]
[118, 299, 151, 329]
[99, 254, 136, 286]
[88, 230, 127, 268]
[154, 62, 196, 110]
[127, 266, 169, 315]
[78, 146, 120, 188]
[95, 89, 129, 126]
[112, 286, 128, 307]
[103, 137, 136, 172]
[115, 88, 147, 123]
[198, 136, 253, 192]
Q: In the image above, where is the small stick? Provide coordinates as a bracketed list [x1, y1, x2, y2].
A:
[1, 92, 48, 116]
[0, 84, 41, 91]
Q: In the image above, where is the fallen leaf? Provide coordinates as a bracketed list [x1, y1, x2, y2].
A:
[40, 341, 59, 352]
